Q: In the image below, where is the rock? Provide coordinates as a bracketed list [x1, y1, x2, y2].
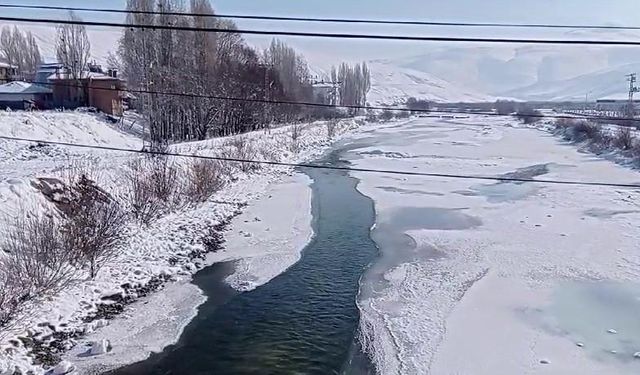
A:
[89, 339, 111, 355]
[51, 360, 75, 375]
[607, 329, 618, 334]
[633, 352, 640, 358]
[610, 350, 617, 354]
[576, 342, 584, 347]
[540, 359, 550, 364]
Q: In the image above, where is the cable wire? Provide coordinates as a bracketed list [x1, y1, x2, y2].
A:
[2, 15, 640, 46]
[27, 80, 640, 123]
[1, 135, 639, 189]
[1, 3, 639, 31]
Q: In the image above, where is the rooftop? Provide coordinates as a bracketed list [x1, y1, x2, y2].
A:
[47, 71, 121, 81]
[0, 81, 52, 94]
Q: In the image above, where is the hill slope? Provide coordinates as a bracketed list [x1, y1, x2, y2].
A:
[366, 61, 493, 105]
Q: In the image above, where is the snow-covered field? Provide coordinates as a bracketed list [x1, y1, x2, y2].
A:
[0, 110, 362, 374]
[347, 116, 640, 374]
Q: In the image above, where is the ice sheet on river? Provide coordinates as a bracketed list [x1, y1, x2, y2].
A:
[348, 117, 640, 374]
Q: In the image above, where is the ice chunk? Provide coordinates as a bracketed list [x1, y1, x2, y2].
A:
[633, 352, 640, 358]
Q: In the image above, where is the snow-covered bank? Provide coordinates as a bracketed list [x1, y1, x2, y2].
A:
[345, 116, 640, 374]
[0, 111, 363, 374]
[64, 172, 313, 374]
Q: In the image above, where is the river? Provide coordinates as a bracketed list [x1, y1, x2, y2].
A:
[109, 144, 379, 374]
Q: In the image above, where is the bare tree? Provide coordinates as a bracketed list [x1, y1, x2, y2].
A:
[0, 26, 19, 70]
[56, 11, 91, 80]
[23, 31, 42, 77]
[0, 26, 42, 79]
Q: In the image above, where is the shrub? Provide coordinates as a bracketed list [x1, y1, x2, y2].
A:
[125, 156, 180, 225]
[394, 110, 411, 119]
[572, 121, 603, 142]
[290, 124, 303, 152]
[613, 127, 635, 150]
[222, 136, 260, 173]
[380, 110, 394, 121]
[406, 97, 431, 112]
[365, 111, 379, 122]
[554, 118, 580, 129]
[184, 159, 224, 203]
[1, 214, 77, 295]
[326, 120, 338, 140]
[515, 105, 543, 124]
[0, 269, 22, 330]
[62, 175, 127, 278]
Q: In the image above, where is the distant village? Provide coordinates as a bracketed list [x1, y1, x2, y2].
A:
[0, 61, 127, 116]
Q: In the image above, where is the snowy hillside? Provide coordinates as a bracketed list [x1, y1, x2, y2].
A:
[366, 61, 494, 105]
[380, 30, 640, 99]
[501, 63, 640, 101]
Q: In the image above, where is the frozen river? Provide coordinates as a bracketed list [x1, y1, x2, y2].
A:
[349, 116, 640, 374]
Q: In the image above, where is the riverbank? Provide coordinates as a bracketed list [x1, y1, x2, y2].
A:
[0, 113, 365, 374]
[64, 172, 314, 374]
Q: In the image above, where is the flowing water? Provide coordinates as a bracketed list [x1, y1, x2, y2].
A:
[109, 146, 379, 374]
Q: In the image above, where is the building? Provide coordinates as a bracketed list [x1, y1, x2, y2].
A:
[46, 66, 126, 116]
[34, 63, 65, 85]
[0, 62, 18, 84]
[0, 81, 53, 110]
[312, 81, 340, 105]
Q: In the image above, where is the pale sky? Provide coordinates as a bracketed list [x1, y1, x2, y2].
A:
[2, 0, 640, 65]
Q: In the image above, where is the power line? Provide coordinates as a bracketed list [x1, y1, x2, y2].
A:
[1, 135, 638, 189]
[28, 80, 640, 123]
[2, 15, 640, 46]
[0, 3, 639, 31]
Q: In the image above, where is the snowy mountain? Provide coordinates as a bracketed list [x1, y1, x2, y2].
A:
[366, 61, 494, 105]
[500, 63, 640, 101]
[378, 29, 640, 100]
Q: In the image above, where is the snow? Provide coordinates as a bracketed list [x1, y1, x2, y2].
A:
[0, 110, 363, 374]
[366, 61, 493, 105]
[0, 81, 51, 94]
[88, 339, 110, 355]
[347, 116, 640, 374]
[51, 361, 74, 375]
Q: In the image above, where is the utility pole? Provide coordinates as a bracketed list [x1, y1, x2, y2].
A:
[626, 73, 639, 118]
